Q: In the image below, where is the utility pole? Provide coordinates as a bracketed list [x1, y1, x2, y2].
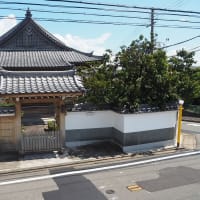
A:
[150, 8, 155, 53]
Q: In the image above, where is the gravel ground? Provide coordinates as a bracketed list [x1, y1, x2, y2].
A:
[68, 141, 125, 159]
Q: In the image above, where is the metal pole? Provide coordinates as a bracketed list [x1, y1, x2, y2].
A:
[150, 8, 155, 53]
[177, 103, 183, 148]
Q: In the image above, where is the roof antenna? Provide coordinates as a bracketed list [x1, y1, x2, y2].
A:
[25, 8, 32, 18]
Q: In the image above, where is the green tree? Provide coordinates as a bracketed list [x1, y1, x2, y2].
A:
[192, 67, 200, 104]
[168, 49, 196, 104]
[78, 51, 116, 106]
[80, 36, 178, 111]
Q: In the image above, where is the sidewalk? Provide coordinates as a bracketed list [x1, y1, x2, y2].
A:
[0, 151, 82, 174]
[181, 132, 197, 150]
[0, 135, 195, 174]
[183, 116, 200, 123]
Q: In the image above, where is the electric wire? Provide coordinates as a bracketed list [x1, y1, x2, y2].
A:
[2, 6, 200, 24]
[161, 35, 200, 49]
[45, 0, 200, 15]
[2, 15, 200, 30]
[2, 0, 200, 50]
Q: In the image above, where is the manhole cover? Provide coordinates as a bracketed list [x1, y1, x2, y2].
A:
[106, 189, 115, 194]
[127, 184, 142, 192]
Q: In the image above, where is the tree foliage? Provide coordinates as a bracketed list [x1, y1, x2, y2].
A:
[168, 49, 197, 104]
[79, 36, 199, 111]
[191, 67, 200, 104]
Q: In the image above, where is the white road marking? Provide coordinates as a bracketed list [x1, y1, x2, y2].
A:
[1, 151, 200, 186]
[187, 123, 200, 127]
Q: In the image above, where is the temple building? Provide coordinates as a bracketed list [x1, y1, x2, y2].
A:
[0, 9, 101, 153]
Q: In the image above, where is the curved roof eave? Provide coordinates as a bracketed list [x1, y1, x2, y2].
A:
[0, 9, 103, 61]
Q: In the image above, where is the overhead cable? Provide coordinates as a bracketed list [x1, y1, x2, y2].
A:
[45, 0, 200, 15]
[161, 35, 200, 49]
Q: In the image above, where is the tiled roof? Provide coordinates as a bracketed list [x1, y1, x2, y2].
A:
[0, 50, 101, 70]
[0, 9, 102, 67]
[0, 106, 15, 115]
[0, 11, 71, 50]
[0, 70, 85, 95]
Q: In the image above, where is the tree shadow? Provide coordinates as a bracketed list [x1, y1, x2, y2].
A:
[137, 166, 200, 192]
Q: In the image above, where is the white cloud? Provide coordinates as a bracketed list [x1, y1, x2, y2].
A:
[0, 14, 17, 36]
[54, 32, 111, 55]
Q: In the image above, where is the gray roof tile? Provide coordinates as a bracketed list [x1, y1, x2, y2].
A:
[0, 50, 101, 70]
[0, 10, 102, 70]
[0, 70, 85, 95]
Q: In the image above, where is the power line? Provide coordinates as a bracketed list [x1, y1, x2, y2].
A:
[161, 35, 200, 49]
[189, 45, 200, 51]
[0, 7, 152, 21]
[1, 5, 200, 29]
[46, 0, 156, 10]
[45, 0, 200, 15]
[3, 2, 200, 48]
[2, 0, 200, 21]
[153, 11, 200, 19]
[192, 48, 200, 53]
[168, 47, 200, 57]
[43, 0, 200, 21]
[0, 16, 150, 26]
[0, 1, 152, 14]
[2, 6, 200, 25]
[157, 18, 200, 24]
[2, 15, 200, 29]
[156, 24, 200, 29]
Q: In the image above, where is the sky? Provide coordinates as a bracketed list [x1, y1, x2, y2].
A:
[1, 0, 200, 65]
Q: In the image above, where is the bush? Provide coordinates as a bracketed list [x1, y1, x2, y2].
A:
[47, 120, 58, 131]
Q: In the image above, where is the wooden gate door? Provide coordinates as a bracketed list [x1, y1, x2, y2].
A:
[21, 130, 62, 153]
[21, 104, 62, 153]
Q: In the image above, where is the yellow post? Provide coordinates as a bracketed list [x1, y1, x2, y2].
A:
[177, 100, 184, 148]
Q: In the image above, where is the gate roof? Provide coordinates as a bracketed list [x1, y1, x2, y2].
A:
[0, 69, 84, 97]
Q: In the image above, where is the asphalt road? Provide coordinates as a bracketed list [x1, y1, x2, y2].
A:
[1, 153, 200, 200]
[182, 121, 200, 134]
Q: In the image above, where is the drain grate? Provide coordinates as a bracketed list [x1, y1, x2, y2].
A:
[106, 189, 115, 194]
[127, 184, 142, 192]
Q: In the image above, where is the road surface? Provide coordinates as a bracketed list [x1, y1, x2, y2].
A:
[182, 121, 200, 134]
[1, 152, 200, 200]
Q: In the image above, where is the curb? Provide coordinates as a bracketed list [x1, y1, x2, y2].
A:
[183, 118, 200, 123]
[0, 147, 185, 176]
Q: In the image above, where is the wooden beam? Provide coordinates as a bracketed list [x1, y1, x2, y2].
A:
[0, 92, 83, 98]
[20, 98, 59, 104]
[55, 99, 66, 149]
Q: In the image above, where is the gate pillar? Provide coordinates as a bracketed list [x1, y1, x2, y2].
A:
[15, 99, 22, 153]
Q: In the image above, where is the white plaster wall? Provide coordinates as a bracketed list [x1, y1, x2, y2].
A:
[123, 111, 177, 133]
[65, 110, 177, 132]
[123, 139, 176, 153]
[65, 110, 113, 130]
[112, 111, 124, 133]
